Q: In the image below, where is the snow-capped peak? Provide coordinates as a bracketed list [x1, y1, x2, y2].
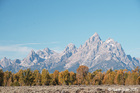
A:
[25, 49, 38, 61]
[1, 57, 11, 62]
[43, 47, 51, 52]
[1, 57, 8, 61]
[66, 43, 76, 49]
[93, 32, 99, 37]
[105, 38, 115, 44]
[63, 43, 77, 53]
[0, 57, 11, 68]
[89, 32, 101, 43]
[29, 49, 36, 55]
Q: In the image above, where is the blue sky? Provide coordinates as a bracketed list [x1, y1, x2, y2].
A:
[0, 0, 140, 60]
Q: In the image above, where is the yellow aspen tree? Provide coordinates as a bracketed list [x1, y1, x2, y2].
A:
[102, 70, 115, 85]
[53, 70, 59, 85]
[12, 73, 20, 86]
[85, 72, 93, 85]
[76, 65, 89, 85]
[41, 69, 50, 85]
[114, 70, 125, 85]
[33, 69, 41, 85]
[23, 69, 34, 86]
[136, 76, 140, 85]
[18, 69, 25, 86]
[58, 70, 70, 85]
[69, 71, 76, 85]
[3, 71, 12, 86]
[49, 73, 56, 85]
[93, 72, 103, 85]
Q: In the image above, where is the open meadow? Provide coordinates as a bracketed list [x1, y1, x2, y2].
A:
[0, 85, 140, 93]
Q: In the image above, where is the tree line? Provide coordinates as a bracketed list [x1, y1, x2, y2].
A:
[0, 65, 140, 86]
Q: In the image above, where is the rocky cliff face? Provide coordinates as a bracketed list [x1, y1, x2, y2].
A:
[1, 33, 140, 73]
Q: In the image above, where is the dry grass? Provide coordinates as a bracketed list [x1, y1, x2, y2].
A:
[0, 85, 140, 93]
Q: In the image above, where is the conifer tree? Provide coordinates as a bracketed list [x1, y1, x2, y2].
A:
[0, 69, 4, 86]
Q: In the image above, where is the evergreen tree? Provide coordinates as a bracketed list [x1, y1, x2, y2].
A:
[0, 69, 4, 86]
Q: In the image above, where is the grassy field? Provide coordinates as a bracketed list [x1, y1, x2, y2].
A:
[0, 85, 140, 93]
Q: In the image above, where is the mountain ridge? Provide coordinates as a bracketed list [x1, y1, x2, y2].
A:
[0, 33, 140, 73]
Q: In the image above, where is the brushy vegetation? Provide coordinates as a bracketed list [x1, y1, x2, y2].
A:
[0, 65, 140, 86]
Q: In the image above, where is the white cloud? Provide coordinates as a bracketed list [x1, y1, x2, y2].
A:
[0, 42, 61, 59]
[51, 47, 63, 53]
[16, 43, 41, 46]
[0, 43, 39, 52]
[0, 43, 41, 59]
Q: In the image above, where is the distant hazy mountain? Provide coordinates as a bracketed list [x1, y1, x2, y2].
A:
[1, 33, 140, 73]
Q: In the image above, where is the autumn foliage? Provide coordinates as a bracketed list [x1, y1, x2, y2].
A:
[1, 66, 140, 86]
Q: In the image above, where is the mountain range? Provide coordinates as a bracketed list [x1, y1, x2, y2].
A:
[0, 33, 140, 73]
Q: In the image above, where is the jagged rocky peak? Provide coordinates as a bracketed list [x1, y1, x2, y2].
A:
[63, 43, 77, 53]
[1, 57, 7, 61]
[104, 38, 117, 48]
[21, 49, 42, 67]
[29, 49, 36, 56]
[1, 57, 11, 62]
[36, 47, 57, 59]
[43, 47, 51, 52]
[13, 59, 21, 64]
[1, 33, 140, 73]
[103, 38, 126, 60]
[82, 33, 102, 48]
[105, 38, 115, 43]
[0, 57, 11, 68]
[89, 32, 101, 43]
[25, 49, 39, 61]
[43, 47, 55, 54]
